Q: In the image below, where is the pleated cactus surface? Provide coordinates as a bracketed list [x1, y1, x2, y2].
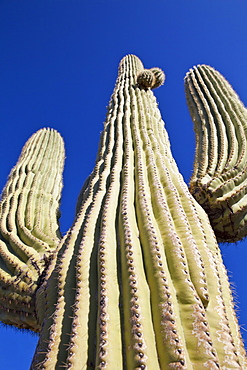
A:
[185, 65, 247, 242]
[0, 55, 246, 369]
[0, 128, 64, 331]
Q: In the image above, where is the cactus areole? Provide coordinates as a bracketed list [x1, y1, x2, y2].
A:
[0, 55, 246, 369]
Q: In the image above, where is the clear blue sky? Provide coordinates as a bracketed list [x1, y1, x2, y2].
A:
[1, 1, 247, 368]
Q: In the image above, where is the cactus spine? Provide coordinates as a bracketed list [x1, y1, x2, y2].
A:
[0, 55, 246, 369]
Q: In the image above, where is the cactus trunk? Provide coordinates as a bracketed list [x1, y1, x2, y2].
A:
[31, 56, 246, 369]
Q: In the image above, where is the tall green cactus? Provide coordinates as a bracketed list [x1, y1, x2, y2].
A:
[0, 55, 246, 369]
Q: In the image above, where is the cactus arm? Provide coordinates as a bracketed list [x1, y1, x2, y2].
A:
[0, 129, 64, 255]
[185, 65, 247, 242]
[0, 128, 64, 331]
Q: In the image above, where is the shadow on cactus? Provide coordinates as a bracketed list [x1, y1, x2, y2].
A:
[0, 55, 246, 369]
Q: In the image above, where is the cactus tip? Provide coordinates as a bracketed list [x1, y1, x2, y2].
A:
[150, 67, 165, 89]
[137, 67, 165, 90]
[137, 69, 156, 89]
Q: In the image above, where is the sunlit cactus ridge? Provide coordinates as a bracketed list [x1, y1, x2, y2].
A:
[185, 64, 247, 242]
[0, 128, 64, 332]
[0, 55, 246, 369]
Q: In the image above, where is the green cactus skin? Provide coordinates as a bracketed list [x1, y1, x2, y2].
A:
[0, 128, 64, 331]
[0, 56, 246, 369]
[185, 65, 247, 242]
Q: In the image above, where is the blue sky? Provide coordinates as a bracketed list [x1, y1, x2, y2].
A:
[1, 1, 247, 368]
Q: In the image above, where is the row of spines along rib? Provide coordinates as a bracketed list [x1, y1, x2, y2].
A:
[32, 55, 246, 369]
[185, 65, 247, 242]
[0, 128, 64, 331]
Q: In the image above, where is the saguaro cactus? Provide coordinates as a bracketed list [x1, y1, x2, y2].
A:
[0, 55, 246, 369]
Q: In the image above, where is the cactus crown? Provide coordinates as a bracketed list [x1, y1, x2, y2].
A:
[150, 67, 166, 88]
[137, 69, 155, 88]
[137, 66, 165, 89]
